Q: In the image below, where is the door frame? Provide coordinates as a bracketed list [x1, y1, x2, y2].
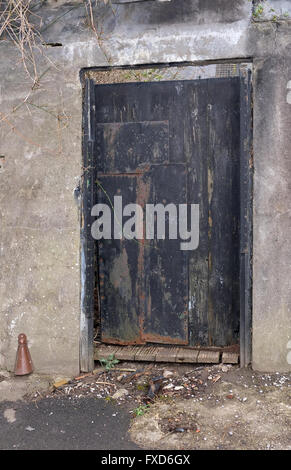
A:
[79, 62, 253, 372]
[239, 69, 253, 368]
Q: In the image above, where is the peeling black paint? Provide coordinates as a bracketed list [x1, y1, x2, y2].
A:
[89, 78, 244, 347]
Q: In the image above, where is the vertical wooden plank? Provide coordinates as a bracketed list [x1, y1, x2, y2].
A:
[80, 79, 96, 372]
[97, 174, 143, 344]
[239, 69, 253, 367]
[186, 80, 210, 346]
[143, 163, 188, 344]
[206, 78, 241, 346]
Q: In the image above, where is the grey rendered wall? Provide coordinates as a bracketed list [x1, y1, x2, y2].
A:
[0, 0, 290, 373]
[252, 54, 291, 371]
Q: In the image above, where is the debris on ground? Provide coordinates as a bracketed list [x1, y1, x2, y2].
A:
[23, 361, 289, 413]
[159, 411, 198, 434]
[112, 388, 129, 400]
[129, 366, 291, 451]
[53, 379, 71, 389]
[24, 362, 236, 406]
[9, 360, 290, 450]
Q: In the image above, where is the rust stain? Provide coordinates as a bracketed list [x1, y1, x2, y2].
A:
[145, 293, 152, 322]
[136, 172, 151, 342]
[102, 336, 145, 346]
[208, 167, 213, 205]
[142, 332, 188, 345]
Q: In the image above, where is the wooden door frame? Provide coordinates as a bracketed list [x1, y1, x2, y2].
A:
[79, 62, 253, 372]
[239, 69, 253, 368]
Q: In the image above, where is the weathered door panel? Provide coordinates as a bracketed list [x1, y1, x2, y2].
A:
[97, 165, 189, 345]
[206, 79, 240, 346]
[94, 81, 189, 344]
[95, 82, 185, 163]
[94, 77, 241, 348]
[187, 78, 240, 346]
[184, 80, 210, 346]
[97, 174, 145, 344]
[96, 121, 169, 173]
[143, 164, 188, 344]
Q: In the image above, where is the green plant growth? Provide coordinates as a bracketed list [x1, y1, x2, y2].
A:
[252, 2, 289, 21]
[155, 394, 174, 404]
[122, 68, 165, 82]
[253, 3, 264, 18]
[99, 354, 119, 370]
[105, 396, 115, 402]
[135, 383, 149, 392]
[133, 404, 150, 417]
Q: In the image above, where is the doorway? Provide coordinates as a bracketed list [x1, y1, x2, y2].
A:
[80, 63, 252, 370]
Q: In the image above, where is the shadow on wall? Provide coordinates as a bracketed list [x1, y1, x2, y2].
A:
[111, 0, 250, 26]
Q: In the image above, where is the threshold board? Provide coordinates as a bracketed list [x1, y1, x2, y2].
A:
[94, 344, 239, 364]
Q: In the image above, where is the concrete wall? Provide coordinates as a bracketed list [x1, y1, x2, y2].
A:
[253, 54, 291, 371]
[0, 0, 290, 373]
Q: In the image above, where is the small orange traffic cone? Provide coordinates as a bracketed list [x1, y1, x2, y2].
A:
[14, 333, 33, 376]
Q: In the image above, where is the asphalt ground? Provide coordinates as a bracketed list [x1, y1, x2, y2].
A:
[0, 396, 140, 450]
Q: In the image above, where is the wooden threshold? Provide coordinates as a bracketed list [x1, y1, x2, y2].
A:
[94, 344, 239, 364]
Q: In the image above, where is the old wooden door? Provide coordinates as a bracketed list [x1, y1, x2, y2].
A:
[92, 77, 241, 348]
